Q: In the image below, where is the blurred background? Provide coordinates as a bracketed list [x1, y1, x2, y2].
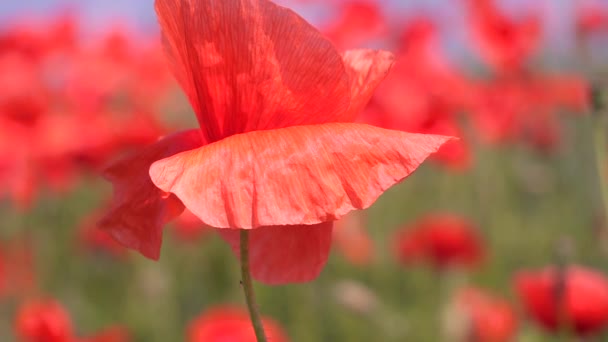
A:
[2, 0, 608, 341]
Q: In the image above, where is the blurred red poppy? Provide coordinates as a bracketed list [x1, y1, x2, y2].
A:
[15, 300, 74, 342]
[0, 52, 48, 126]
[333, 211, 374, 266]
[0, 16, 171, 209]
[393, 213, 484, 270]
[323, 1, 387, 49]
[364, 18, 472, 170]
[577, 5, 608, 37]
[455, 287, 518, 342]
[469, 73, 589, 151]
[465, 0, 541, 73]
[514, 266, 608, 336]
[15, 299, 132, 342]
[187, 306, 289, 342]
[100, 0, 450, 284]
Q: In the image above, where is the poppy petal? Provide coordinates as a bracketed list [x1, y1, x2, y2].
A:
[150, 123, 452, 228]
[342, 49, 395, 121]
[217, 222, 333, 284]
[99, 130, 204, 260]
[155, 0, 351, 141]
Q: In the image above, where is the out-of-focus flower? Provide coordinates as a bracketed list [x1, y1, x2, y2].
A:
[187, 306, 289, 342]
[333, 211, 374, 266]
[577, 5, 608, 37]
[461, 0, 590, 153]
[15, 300, 74, 342]
[0, 16, 76, 61]
[0, 52, 47, 126]
[323, 1, 387, 49]
[100, 0, 450, 285]
[364, 18, 472, 170]
[469, 74, 589, 152]
[15, 300, 131, 342]
[452, 287, 518, 342]
[514, 266, 608, 337]
[0, 16, 171, 209]
[464, 0, 541, 73]
[393, 213, 484, 270]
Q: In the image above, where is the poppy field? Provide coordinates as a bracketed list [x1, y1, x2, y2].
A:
[2, 0, 608, 341]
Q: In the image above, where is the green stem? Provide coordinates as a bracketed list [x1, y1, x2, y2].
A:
[240, 230, 267, 342]
[554, 248, 571, 341]
[593, 92, 608, 222]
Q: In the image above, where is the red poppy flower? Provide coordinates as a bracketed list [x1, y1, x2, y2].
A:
[0, 20, 48, 61]
[14, 300, 74, 342]
[0, 18, 171, 209]
[514, 266, 608, 336]
[187, 306, 288, 342]
[15, 299, 132, 342]
[0, 53, 46, 208]
[393, 213, 484, 270]
[455, 287, 518, 342]
[577, 5, 608, 37]
[465, 0, 541, 73]
[99, 0, 450, 284]
[0, 52, 48, 126]
[363, 18, 472, 170]
[469, 78, 535, 145]
[469, 74, 589, 151]
[323, 1, 387, 49]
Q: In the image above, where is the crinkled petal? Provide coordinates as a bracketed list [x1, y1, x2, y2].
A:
[155, 0, 352, 141]
[150, 123, 452, 228]
[217, 222, 333, 284]
[99, 130, 204, 260]
[341, 49, 395, 120]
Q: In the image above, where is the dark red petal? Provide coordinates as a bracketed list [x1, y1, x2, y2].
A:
[341, 49, 395, 121]
[217, 222, 333, 284]
[155, 0, 351, 141]
[99, 130, 204, 260]
[150, 123, 452, 228]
